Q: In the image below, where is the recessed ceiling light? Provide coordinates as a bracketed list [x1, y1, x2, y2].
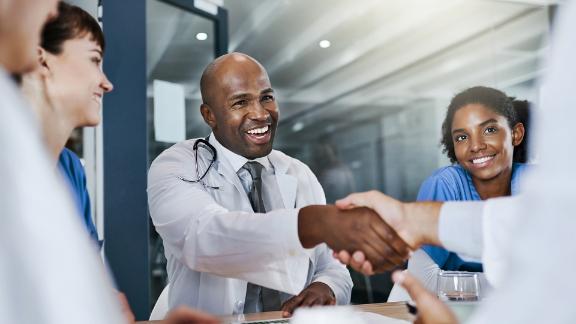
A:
[196, 32, 208, 41]
[319, 40, 331, 49]
[292, 122, 304, 132]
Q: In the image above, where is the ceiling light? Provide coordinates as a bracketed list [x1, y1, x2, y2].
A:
[196, 32, 208, 41]
[292, 122, 304, 132]
[319, 40, 331, 49]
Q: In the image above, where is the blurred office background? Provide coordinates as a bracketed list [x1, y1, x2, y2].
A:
[70, 0, 554, 319]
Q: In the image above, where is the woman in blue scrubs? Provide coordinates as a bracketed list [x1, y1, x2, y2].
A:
[390, 86, 530, 300]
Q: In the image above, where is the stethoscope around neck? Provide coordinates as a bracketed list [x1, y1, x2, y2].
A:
[177, 136, 220, 190]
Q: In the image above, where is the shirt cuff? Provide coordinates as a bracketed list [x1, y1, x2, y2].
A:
[439, 201, 485, 259]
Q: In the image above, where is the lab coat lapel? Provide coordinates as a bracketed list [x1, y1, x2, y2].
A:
[269, 151, 297, 209]
[214, 158, 246, 198]
[206, 134, 247, 198]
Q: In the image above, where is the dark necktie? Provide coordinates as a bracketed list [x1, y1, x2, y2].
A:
[243, 162, 266, 214]
[242, 161, 282, 313]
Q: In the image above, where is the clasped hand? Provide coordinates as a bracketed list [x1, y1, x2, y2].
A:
[333, 190, 440, 274]
[298, 203, 411, 273]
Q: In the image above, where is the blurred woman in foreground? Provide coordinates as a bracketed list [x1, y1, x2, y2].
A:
[20, 3, 216, 323]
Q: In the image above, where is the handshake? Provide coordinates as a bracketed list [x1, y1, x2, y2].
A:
[298, 191, 442, 274]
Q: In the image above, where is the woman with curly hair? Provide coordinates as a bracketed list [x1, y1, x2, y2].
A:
[389, 86, 530, 300]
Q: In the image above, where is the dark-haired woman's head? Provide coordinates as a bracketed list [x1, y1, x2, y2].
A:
[441, 86, 526, 181]
[41, 2, 105, 55]
[36, 2, 113, 127]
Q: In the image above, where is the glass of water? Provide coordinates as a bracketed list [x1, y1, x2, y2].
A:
[437, 271, 480, 302]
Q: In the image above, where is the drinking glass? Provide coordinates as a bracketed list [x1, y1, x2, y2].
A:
[437, 271, 480, 302]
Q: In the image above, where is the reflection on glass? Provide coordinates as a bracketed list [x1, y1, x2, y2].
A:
[311, 142, 356, 204]
[152, 80, 186, 143]
[146, 0, 216, 303]
[147, 0, 213, 164]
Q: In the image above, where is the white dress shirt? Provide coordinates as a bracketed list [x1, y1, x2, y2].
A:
[0, 68, 124, 323]
[218, 138, 317, 312]
[214, 135, 286, 214]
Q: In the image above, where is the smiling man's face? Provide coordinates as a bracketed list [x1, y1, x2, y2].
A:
[200, 53, 279, 159]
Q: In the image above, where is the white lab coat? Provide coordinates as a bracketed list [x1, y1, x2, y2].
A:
[147, 135, 352, 315]
[470, 1, 576, 321]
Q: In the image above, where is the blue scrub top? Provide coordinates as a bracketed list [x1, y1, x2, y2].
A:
[417, 163, 528, 272]
[58, 148, 100, 247]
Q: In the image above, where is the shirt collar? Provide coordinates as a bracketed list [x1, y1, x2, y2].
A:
[208, 133, 271, 173]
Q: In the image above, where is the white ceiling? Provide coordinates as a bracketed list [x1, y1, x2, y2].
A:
[146, 0, 552, 137]
[67, 0, 553, 126]
[148, 0, 548, 118]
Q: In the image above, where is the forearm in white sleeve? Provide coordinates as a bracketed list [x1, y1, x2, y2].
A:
[439, 197, 521, 288]
[480, 195, 522, 288]
[438, 201, 485, 259]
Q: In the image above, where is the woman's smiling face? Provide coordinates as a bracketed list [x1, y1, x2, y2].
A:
[45, 34, 113, 127]
[451, 103, 522, 181]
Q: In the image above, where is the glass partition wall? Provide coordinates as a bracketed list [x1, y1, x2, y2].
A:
[146, 0, 228, 304]
[145, 0, 551, 306]
[223, 0, 551, 303]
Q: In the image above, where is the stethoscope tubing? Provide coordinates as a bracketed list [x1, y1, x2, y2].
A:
[177, 136, 220, 189]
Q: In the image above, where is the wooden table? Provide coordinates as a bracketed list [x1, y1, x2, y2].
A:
[139, 302, 413, 323]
